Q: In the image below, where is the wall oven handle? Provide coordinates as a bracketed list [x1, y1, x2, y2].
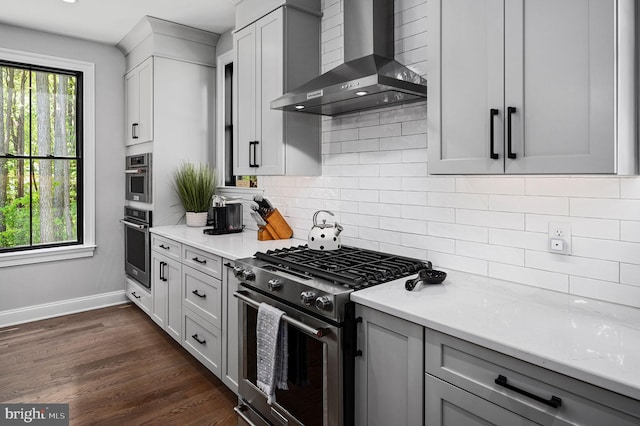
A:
[234, 291, 330, 338]
[119, 219, 148, 229]
[234, 405, 258, 426]
[124, 169, 147, 174]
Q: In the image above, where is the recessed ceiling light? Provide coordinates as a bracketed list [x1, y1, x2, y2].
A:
[355, 91, 368, 96]
[62, 0, 77, 3]
[295, 105, 305, 110]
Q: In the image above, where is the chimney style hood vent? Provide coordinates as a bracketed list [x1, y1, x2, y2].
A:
[271, 0, 427, 116]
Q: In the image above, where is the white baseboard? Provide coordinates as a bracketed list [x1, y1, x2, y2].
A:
[0, 290, 128, 328]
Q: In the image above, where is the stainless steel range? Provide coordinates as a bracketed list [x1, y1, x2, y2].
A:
[233, 245, 431, 426]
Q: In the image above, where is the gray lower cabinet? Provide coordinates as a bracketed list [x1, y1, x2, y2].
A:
[221, 260, 240, 394]
[355, 305, 423, 426]
[427, 0, 636, 174]
[425, 328, 640, 426]
[151, 236, 182, 343]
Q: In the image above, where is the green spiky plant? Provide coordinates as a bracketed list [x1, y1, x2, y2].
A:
[173, 163, 217, 213]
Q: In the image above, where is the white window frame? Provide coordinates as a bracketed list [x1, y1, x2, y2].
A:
[0, 48, 96, 267]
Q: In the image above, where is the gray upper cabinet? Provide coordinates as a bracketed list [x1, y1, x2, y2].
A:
[233, 0, 321, 176]
[427, 0, 637, 175]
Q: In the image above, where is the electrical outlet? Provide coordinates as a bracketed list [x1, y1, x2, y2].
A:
[548, 222, 571, 254]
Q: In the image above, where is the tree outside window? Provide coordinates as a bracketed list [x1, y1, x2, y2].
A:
[0, 61, 82, 252]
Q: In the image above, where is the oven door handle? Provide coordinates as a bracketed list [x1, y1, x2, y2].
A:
[234, 291, 330, 338]
[119, 219, 148, 229]
[125, 169, 147, 174]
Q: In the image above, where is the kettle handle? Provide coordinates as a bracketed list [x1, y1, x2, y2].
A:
[313, 210, 334, 226]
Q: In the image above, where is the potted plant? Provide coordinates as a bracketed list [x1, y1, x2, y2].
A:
[173, 162, 217, 227]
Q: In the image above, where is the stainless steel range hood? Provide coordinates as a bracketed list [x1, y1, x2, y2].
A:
[271, 0, 427, 116]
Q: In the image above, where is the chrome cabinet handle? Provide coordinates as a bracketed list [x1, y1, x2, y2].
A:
[234, 405, 257, 426]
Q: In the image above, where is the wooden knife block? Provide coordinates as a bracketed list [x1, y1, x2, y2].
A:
[257, 209, 293, 240]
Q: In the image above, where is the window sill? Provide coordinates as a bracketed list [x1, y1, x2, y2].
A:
[0, 245, 97, 268]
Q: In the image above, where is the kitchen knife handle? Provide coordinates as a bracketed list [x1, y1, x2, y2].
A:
[507, 106, 517, 159]
[489, 108, 499, 160]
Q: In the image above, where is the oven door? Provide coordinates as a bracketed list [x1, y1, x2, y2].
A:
[235, 288, 343, 426]
[125, 167, 151, 203]
[121, 218, 150, 288]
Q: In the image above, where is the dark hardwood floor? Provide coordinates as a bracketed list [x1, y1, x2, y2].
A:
[0, 303, 237, 425]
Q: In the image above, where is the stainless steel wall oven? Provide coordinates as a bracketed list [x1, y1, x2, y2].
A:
[125, 153, 152, 203]
[121, 207, 152, 288]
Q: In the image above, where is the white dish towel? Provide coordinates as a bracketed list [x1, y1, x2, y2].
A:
[256, 302, 289, 404]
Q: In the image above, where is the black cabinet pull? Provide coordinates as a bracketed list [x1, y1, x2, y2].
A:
[490, 108, 499, 160]
[507, 106, 517, 159]
[159, 261, 165, 281]
[495, 375, 561, 408]
[192, 289, 206, 299]
[132, 123, 139, 139]
[131, 291, 141, 299]
[192, 334, 206, 345]
[224, 262, 233, 268]
[159, 244, 169, 250]
[192, 257, 206, 265]
[249, 141, 260, 167]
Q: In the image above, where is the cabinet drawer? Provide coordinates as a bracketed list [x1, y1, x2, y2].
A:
[183, 245, 222, 279]
[183, 265, 221, 329]
[425, 329, 640, 425]
[126, 278, 151, 314]
[183, 309, 221, 376]
[151, 235, 181, 261]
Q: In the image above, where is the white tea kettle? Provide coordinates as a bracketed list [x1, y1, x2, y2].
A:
[308, 210, 343, 251]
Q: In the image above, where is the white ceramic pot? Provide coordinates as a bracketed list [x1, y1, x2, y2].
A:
[186, 211, 208, 227]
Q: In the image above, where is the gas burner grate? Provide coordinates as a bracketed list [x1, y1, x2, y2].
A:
[255, 245, 431, 289]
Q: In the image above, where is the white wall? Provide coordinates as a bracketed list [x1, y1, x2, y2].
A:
[0, 24, 126, 316]
[257, 0, 640, 309]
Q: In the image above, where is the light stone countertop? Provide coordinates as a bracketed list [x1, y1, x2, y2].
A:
[350, 269, 640, 402]
[150, 225, 306, 260]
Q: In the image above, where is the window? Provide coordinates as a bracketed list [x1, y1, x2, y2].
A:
[0, 61, 82, 252]
[0, 48, 95, 267]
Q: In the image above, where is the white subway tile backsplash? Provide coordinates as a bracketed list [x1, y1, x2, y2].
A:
[525, 177, 620, 198]
[456, 241, 524, 266]
[621, 221, 640, 242]
[380, 216, 427, 235]
[525, 251, 619, 282]
[403, 233, 455, 254]
[620, 263, 640, 287]
[489, 195, 569, 215]
[429, 192, 489, 210]
[525, 214, 620, 240]
[456, 209, 525, 231]
[489, 263, 569, 293]
[569, 276, 640, 308]
[489, 229, 547, 251]
[428, 222, 488, 243]
[456, 177, 525, 195]
[572, 237, 640, 265]
[428, 252, 488, 276]
[254, 0, 640, 308]
[570, 198, 640, 220]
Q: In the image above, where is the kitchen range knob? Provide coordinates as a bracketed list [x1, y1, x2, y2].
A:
[300, 291, 316, 305]
[267, 279, 282, 291]
[315, 296, 333, 311]
[232, 266, 245, 278]
[242, 270, 256, 281]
